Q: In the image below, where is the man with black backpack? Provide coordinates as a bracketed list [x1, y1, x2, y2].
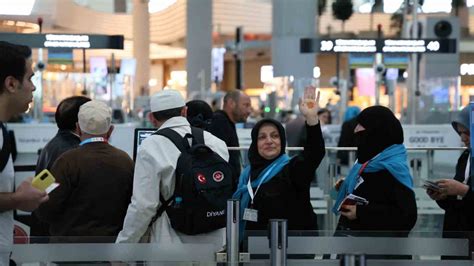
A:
[117, 90, 231, 258]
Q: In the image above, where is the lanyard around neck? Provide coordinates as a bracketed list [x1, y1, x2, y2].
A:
[247, 163, 279, 205]
[80, 137, 107, 146]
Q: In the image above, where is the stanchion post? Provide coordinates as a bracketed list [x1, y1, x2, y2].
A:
[340, 254, 366, 266]
[269, 219, 287, 266]
[226, 199, 239, 265]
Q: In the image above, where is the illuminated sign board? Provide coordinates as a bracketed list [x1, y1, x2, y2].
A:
[44, 34, 91, 48]
[0, 33, 123, 49]
[301, 38, 456, 54]
[460, 63, 474, 75]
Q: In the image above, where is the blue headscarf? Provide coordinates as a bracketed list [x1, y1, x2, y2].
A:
[343, 106, 361, 122]
[332, 144, 413, 214]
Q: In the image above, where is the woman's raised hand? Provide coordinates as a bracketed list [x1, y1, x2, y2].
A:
[299, 86, 320, 126]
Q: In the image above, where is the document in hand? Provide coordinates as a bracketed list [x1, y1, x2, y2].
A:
[422, 180, 441, 192]
[337, 193, 369, 212]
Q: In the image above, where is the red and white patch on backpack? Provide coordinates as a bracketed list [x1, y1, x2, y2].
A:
[212, 171, 224, 182]
[197, 173, 207, 184]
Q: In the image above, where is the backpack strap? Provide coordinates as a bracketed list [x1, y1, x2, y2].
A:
[190, 127, 205, 145]
[149, 195, 174, 226]
[0, 123, 11, 172]
[153, 128, 189, 152]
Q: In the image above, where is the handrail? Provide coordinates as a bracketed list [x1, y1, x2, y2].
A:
[227, 146, 467, 151]
[11, 243, 215, 263]
[248, 236, 469, 257]
[9, 236, 469, 262]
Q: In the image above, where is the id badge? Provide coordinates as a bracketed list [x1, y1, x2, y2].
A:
[243, 208, 258, 222]
[354, 176, 364, 190]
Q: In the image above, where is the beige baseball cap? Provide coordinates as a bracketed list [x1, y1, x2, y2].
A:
[78, 100, 112, 135]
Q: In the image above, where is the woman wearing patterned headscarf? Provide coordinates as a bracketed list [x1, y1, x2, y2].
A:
[233, 92, 325, 237]
[333, 106, 417, 237]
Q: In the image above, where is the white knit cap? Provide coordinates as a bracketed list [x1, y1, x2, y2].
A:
[78, 101, 112, 135]
[150, 90, 185, 112]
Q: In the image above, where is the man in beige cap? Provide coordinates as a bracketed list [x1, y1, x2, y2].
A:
[117, 89, 229, 256]
[37, 100, 134, 243]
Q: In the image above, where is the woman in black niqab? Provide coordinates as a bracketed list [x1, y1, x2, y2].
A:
[354, 106, 404, 163]
[333, 105, 417, 241]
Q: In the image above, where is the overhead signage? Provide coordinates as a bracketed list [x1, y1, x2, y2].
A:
[301, 38, 456, 54]
[0, 33, 124, 49]
[44, 34, 90, 48]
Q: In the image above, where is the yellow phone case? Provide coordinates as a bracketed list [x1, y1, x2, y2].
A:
[32, 169, 56, 191]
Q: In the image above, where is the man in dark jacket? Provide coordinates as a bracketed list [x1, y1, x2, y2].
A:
[208, 90, 251, 190]
[36, 96, 91, 173]
[427, 106, 474, 259]
[31, 95, 90, 242]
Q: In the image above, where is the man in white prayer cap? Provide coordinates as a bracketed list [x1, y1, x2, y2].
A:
[117, 89, 229, 258]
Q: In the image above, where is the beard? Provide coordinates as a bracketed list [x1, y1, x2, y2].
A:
[232, 108, 245, 123]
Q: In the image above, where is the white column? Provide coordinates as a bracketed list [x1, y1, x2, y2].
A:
[186, 0, 212, 99]
[272, 0, 316, 78]
[133, 0, 150, 96]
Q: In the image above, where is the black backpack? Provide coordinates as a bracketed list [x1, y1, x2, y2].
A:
[151, 127, 233, 235]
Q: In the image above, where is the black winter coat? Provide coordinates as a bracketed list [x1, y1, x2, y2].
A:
[337, 170, 418, 237]
[437, 150, 473, 235]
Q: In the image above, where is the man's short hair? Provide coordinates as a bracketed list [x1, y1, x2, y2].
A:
[152, 107, 183, 122]
[223, 90, 242, 107]
[55, 96, 91, 130]
[0, 41, 32, 94]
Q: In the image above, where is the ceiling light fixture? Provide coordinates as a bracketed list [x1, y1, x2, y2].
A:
[148, 0, 176, 13]
[0, 0, 36, 15]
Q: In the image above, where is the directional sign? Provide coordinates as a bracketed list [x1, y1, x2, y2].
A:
[0, 33, 124, 49]
[301, 38, 456, 54]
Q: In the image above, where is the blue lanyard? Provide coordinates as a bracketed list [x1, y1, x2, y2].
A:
[247, 163, 278, 205]
[80, 137, 107, 146]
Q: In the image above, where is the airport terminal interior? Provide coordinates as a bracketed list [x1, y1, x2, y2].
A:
[2, 0, 474, 264]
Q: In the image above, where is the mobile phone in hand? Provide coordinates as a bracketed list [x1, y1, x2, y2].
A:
[32, 169, 59, 194]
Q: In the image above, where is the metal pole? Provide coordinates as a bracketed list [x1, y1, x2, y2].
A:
[341, 254, 356, 266]
[226, 199, 239, 265]
[109, 53, 116, 108]
[235, 26, 243, 90]
[269, 219, 287, 266]
[375, 25, 383, 106]
[410, 0, 419, 124]
[427, 149, 434, 179]
[34, 17, 44, 122]
[81, 48, 87, 95]
[336, 53, 340, 93]
[340, 254, 366, 266]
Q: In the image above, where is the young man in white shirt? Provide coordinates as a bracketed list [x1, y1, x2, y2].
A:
[0, 41, 49, 264]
